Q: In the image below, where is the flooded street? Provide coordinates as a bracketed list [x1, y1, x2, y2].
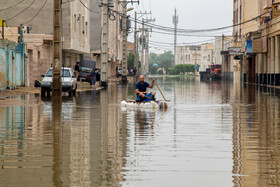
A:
[1, 77, 280, 186]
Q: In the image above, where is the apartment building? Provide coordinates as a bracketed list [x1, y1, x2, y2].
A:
[0, 0, 90, 75]
[175, 45, 202, 67]
[200, 43, 214, 72]
[236, 0, 280, 85]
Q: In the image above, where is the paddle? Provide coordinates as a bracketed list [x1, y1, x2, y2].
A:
[152, 78, 170, 102]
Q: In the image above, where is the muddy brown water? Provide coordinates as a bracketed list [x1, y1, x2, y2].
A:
[0, 77, 280, 186]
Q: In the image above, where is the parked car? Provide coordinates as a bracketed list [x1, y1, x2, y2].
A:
[41, 67, 77, 96]
[117, 68, 122, 77]
[78, 59, 96, 82]
[78, 67, 100, 83]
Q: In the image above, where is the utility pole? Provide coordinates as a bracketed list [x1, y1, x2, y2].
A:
[135, 11, 151, 75]
[134, 11, 138, 71]
[141, 18, 145, 75]
[195, 46, 197, 75]
[222, 34, 224, 79]
[118, 0, 139, 81]
[121, 0, 128, 82]
[52, 0, 62, 96]
[143, 18, 155, 75]
[145, 29, 149, 75]
[100, 0, 109, 87]
[173, 8, 178, 65]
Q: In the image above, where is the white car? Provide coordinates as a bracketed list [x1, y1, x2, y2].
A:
[41, 67, 77, 96]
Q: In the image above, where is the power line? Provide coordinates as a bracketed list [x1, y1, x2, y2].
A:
[22, 0, 48, 24]
[79, 0, 102, 14]
[0, 0, 26, 12]
[126, 11, 269, 34]
[6, 0, 36, 22]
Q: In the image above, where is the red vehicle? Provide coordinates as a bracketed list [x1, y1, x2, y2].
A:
[210, 64, 222, 79]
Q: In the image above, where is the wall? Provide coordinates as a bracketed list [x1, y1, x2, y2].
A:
[0, 39, 25, 91]
[200, 43, 214, 71]
[24, 34, 53, 87]
[175, 45, 202, 66]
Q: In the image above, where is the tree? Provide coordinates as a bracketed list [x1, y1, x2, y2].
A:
[127, 52, 134, 69]
[148, 51, 174, 74]
[167, 64, 199, 75]
[158, 51, 174, 70]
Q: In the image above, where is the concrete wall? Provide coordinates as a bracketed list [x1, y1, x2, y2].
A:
[0, 39, 25, 91]
[200, 43, 214, 71]
[90, 0, 102, 52]
[24, 34, 53, 87]
[214, 37, 223, 64]
[241, 0, 259, 36]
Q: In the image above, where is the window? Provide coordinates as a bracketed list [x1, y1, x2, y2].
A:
[240, 5, 242, 21]
[79, 14, 81, 34]
[62, 69, 71, 77]
[86, 21, 88, 38]
[74, 14, 76, 33]
[82, 16, 84, 35]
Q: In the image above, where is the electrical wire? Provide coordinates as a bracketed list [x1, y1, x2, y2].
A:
[0, 0, 25, 12]
[5, 0, 36, 21]
[79, 0, 102, 14]
[111, 8, 269, 34]
[22, 0, 48, 24]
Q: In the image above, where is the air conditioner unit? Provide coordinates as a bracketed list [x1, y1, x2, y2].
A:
[22, 26, 30, 34]
[99, 0, 114, 7]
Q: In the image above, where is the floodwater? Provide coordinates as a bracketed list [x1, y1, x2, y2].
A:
[0, 77, 280, 186]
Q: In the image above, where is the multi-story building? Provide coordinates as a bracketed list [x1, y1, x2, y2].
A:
[233, 0, 242, 44]
[89, 0, 123, 79]
[200, 43, 214, 72]
[0, 0, 91, 86]
[175, 45, 202, 67]
[256, 0, 280, 86]
[236, 0, 280, 86]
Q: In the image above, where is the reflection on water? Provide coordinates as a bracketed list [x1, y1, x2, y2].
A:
[2, 78, 280, 186]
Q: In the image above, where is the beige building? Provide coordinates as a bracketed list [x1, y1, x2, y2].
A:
[4, 27, 53, 87]
[236, 0, 280, 85]
[175, 45, 202, 66]
[200, 43, 214, 71]
[0, 0, 91, 71]
[89, 0, 122, 78]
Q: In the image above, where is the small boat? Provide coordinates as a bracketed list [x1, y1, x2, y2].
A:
[121, 100, 168, 109]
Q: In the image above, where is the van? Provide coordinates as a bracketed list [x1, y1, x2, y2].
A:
[78, 59, 100, 82]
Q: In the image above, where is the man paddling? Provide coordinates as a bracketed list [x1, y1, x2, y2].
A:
[135, 75, 156, 101]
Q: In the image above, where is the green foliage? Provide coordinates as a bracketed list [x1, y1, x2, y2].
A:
[167, 68, 178, 75]
[148, 51, 174, 74]
[158, 51, 174, 70]
[127, 52, 134, 69]
[167, 64, 199, 75]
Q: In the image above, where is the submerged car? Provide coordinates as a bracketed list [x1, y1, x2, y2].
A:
[41, 67, 77, 96]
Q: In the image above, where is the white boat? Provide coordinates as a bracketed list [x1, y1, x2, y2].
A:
[121, 100, 168, 109]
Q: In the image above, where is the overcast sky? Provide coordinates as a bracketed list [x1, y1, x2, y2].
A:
[127, 0, 233, 53]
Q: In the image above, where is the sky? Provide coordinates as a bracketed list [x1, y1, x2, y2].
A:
[127, 0, 233, 53]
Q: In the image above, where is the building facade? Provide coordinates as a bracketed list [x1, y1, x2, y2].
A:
[175, 45, 202, 67]
[236, 0, 280, 86]
[0, 0, 90, 70]
[200, 43, 214, 72]
[89, 0, 122, 79]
